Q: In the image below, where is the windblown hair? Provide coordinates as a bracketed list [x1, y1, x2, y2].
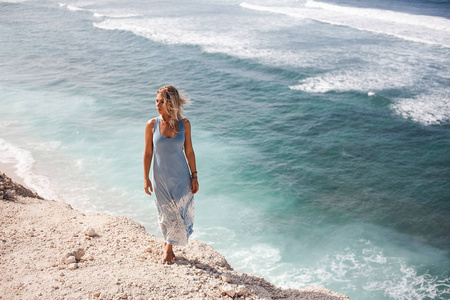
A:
[156, 85, 189, 127]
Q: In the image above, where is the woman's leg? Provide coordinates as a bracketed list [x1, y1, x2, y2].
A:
[162, 242, 176, 264]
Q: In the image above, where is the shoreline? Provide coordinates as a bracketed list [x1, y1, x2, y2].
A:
[0, 162, 31, 191]
[0, 170, 350, 299]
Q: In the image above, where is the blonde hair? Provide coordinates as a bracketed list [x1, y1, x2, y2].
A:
[156, 85, 189, 127]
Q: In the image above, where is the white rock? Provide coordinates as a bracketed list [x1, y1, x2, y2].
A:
[220, 284, 235, 298]
[236, 285, 249, 296]
[64, 248, 85, 263]
[221, 274, 231, 283]
[65, 256, 76, 264]
[73, 248, 85, 261]
[84, 226, 96, 237]
[67, 263, 78, 270]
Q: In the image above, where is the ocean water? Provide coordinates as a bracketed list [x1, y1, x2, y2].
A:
[1, 0, 450, 299]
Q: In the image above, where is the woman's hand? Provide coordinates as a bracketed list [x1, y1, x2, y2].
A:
[144, 178, 153, 195]
[191, 177, 199, 194]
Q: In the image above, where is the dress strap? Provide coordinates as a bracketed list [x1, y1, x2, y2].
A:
[153, 117, 159, 134]
[178, 118, 184, 133]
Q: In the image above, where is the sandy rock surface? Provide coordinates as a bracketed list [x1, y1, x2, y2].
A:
[0, 173, 350, 300]
[0, 172, 42, 200]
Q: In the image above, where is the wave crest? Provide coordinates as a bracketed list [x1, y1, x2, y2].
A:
[241, 1, 450, 47]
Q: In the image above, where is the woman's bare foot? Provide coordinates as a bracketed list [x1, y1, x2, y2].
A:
[162, 243, 176, 264]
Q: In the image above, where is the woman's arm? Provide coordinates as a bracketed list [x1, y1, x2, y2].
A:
[183, 118, 199, 194]
[143, 119, 155, 195]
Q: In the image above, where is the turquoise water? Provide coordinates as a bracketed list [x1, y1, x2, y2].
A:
[1, 0, 450, 299]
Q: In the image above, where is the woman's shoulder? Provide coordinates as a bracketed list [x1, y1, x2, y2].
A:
[181, 117, 191, 131]
[181, 117, 191, 128]
[145, 117, 158, 129]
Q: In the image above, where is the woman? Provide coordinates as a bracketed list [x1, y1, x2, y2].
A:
[143, 85, 199, 264]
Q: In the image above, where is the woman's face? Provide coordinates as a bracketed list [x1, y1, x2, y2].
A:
[155, 93, 168, 116]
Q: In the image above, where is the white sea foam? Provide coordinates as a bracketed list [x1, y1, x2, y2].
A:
[0, 120, 19, 129]
[93, 16, 272, 66]
[241, 1, 450, 47]
[66, 4, 85, 12]
[268, 239, 450, 299]
[0, 138, 60, 200]
[0, 0, 27, 2]
[89, 8, 143, 19]
[365, 265, 450, 299]
[97, 12, 143, 19]
[94, 17, 249, 50]
[228, 243, 282, 272]
[290, 70, 450, 125]
[93, 17, 325, 69]
[391, 91, 450, 125]
[289, 69, 415, 93]
[210, 233, 450, 299]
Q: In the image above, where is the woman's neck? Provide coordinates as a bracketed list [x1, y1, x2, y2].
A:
[160, 114, 171, 123]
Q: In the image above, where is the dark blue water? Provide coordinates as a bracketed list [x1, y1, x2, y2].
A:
[1, 0, 449, 298]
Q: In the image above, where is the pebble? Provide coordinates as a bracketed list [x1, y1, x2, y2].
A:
[63, 248, 85, 264]
[84, 227, 96, 237]
[195, 263, 204, 269]
[220, 284, 235, 298]
[221, 274, 231, 283]
[65, 256, 76, 264]
[6, 190, 15, 199]
[67, 263, 78, 270]
[73, 248, 85, 261]
[236, 285, 249, 296]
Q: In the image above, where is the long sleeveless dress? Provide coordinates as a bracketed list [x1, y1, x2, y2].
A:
[152, 117, 194, 246]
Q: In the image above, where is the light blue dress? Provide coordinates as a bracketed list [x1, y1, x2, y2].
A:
[152, 117, 194, 246]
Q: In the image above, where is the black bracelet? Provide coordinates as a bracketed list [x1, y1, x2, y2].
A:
[191, 171, 198, 176]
